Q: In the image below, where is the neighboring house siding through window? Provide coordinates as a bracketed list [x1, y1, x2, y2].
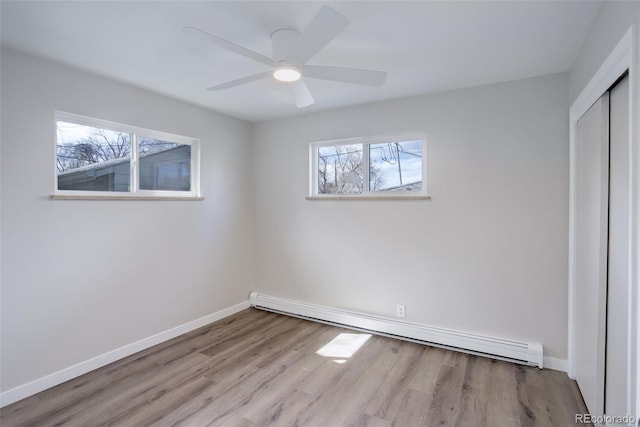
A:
[58, 145, 191, 192]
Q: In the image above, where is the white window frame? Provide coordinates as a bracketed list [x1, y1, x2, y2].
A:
[308, 132, 429, 200]
[53, 111, 201, 200]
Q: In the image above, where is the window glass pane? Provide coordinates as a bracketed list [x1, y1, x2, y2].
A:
[318, 144, 363, 194]
[139, 138, 191, 191]
[369, 140, 422, 192]
[56, 121, 131, 192]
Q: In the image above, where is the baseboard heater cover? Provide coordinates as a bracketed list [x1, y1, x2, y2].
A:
[249, 292, 543, 368]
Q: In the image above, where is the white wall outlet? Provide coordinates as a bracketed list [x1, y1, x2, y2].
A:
[396, 304, 406, 319]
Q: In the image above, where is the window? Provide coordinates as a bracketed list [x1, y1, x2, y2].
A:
[309, 133, 427, 199]
[55, 112, 200, 199]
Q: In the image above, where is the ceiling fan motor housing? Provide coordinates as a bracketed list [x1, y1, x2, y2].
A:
[271, 28, 300, 63]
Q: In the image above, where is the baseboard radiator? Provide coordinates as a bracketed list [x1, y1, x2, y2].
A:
[249, 292, 543, 368]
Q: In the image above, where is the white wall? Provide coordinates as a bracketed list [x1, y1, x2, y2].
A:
[252, 73, 570, 360]
[0, 47, 254, 392]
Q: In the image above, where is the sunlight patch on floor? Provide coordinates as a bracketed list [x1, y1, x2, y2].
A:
[316, 333, 371, 363]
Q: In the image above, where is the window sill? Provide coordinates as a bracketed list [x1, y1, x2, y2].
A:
[306, 195, 431, 201]
[50, 195, 204, 201]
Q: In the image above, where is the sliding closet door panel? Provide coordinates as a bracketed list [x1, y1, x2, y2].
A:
[574, 93, 610, 416]
[605, 74, 630, 416]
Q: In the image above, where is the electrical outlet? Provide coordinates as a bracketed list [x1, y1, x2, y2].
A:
[396, 304, 406, 319]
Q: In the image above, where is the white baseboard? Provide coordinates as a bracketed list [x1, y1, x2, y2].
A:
[250, 292, 544, 369]
[543, 356, 568, 373]
[0, 300, 250, 408]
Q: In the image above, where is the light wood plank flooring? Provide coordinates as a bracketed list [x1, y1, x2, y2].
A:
[1, 309, 589, 426]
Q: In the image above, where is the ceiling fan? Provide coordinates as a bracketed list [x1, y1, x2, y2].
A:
[183, 5, 387, 108]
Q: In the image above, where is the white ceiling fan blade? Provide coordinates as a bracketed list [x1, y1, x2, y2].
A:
[286, 6, 349, 66]
[303, 65, 387, 87]
[289, 80, 315, 108]
[183, 26, 275, 68]
[207, 71, 272, 91]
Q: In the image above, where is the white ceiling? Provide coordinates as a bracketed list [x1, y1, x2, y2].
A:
[1, 1, 601, 123]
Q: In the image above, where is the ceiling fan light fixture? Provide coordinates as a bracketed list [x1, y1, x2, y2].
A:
[273, 66, 301, 82]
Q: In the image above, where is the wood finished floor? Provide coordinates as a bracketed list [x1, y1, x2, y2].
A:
[1, 308, 589, 427]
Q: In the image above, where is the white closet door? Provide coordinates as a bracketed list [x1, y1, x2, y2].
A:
[574, 93, 609, 417]
[605, 74, 630, 416]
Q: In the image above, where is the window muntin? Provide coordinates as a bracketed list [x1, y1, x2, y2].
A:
[311, 134, 426, 198]
[55, 113, 200, 198]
